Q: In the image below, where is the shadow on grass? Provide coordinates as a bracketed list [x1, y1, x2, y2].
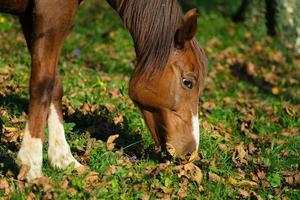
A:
[0, 94, 26, 176]
[64, 107, 164, 162]
[0, 92, 165, 172]
[0, 143, 19, 177]
[230, 63, 300, 105]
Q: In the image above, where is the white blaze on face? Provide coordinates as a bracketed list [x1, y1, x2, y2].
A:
[48, 103, 81, 169]
[17, 123, 43, 181]
[192, 110, 200, 150]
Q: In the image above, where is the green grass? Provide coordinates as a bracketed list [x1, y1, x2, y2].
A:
[1, 0, 300, 199]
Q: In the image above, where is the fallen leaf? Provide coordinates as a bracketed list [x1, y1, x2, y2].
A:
[209, 172, 224, 183]
[248, 142, 256, 154]
[218, 143, 229, 151]
[257, 170, 266, 180]
[211, 131, 223, 139]
[30, 177, 54, 191]
[246, 62, 257, 77]
[27, 192, 36, 200]
[184, 163, 203, 187]
[105, 103, 116, 112]
[232, 142, 248, 166]
[109, 88, 121, 98]
[104, 166, 117, 176]
[106, 134, 119, 151]
[17, 164, 30, 181]
[166, 143, 176, 158]
[113, 114, 124, 125]
[84, 172, 99, 185]
[177, 188, 187, 198]
[76, 166, 90, 175]
[0, 178, 11, 195]
[187, 151, 200, 162]
[238, 189, 250, 198]
[239, 180, 259, 188]
[202, 102, 216, 110]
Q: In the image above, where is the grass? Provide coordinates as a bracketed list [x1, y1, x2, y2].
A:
[1, 0, 300, 199]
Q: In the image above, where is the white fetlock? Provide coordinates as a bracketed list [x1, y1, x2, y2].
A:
[48, 104, 82, 169]
[17, 124, 43, 181]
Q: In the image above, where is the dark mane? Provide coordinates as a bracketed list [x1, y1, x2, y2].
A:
[112, 0, 182, 77]
[109, 0, 207, 79]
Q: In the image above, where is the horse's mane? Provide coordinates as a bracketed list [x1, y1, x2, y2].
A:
[110, 0, 207, 79]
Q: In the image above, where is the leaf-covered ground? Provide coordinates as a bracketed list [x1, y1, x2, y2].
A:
[0, 1, 299, 199]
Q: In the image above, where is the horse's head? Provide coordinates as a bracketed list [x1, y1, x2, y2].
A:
[129, 9, 207, 156]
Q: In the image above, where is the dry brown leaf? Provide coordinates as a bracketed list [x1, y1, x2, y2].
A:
[142, 194, 150, 200]
[227, 177, 238, 185]
[106, 134, 119, 151]
[109, 88, 121, 98]
[166, 143, 176, 158]
[238, 189, 251, 198]
[62, 179, 69, 190]
[246, 62, 257, 77]
[202, 121, 213, 131]
[0, 178, 11, 195]
[248, 142, 256, 154]
[76, 166, 90, 175]
[239, 180, 259, 188]
[177, 188, 187, 198]
[184, 163, 203, 187]
[285, 176, 294, 186]
[211, 131, 222, 139]
[283, 103, 297, 117]
[207, 37, 222, 47]
[226, 176, 258, 188]
[104, 165, 117, 176]
[285, 172, 300, 186]
[218, 143, 229, 151]
[17, 164, 30, 181]
[67, 188, 78, 196]
[30, 177, 54, 191]
[27, 192, 36, 200]
[202, 102, 216, 110]
[245, 133, 259, 140]
[250, 172, 259, 182]
[105, 103, 116, 112]
[113, 114, 124, 125]
[187, 151, 200, 163]
[209, 172, 224, 183]
[82, 102, 90, 114]
[232, 142, 248, 166]
[84, 172, 99, 184]
[223, 97, 234, 105]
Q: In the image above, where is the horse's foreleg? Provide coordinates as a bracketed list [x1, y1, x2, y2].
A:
[47, 72, 81, 169]
[17, 0, 79, 181]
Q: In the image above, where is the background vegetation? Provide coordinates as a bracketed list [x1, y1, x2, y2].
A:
[0, 0, 299, 199]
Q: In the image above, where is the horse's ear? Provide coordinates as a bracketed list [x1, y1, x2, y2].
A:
[175, 9, 198, 49]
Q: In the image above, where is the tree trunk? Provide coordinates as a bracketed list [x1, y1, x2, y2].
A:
[276, 0, 300, 54]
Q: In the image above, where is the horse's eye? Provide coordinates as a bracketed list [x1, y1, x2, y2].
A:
[182, 78, 193, 89]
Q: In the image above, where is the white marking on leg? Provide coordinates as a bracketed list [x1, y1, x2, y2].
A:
[192, 111, 200, 150]
[48, 103, 81, 169]
[17, 123, 43, 181]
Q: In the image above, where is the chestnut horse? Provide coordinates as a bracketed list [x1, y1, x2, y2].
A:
[0, 0, 207, 180]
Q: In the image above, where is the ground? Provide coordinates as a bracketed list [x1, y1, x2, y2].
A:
[0, 0, 299, 199]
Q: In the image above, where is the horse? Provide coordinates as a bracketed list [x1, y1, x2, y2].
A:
[0, 0, 208, 181]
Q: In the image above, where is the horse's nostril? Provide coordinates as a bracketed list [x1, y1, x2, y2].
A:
[182, 144, 196, 157]
[186, 152, 192, 157]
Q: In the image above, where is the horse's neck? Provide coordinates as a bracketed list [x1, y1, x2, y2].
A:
[0, 0, 31, 15]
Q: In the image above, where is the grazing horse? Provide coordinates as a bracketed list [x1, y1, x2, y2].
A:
[0, 0, 207, 180]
